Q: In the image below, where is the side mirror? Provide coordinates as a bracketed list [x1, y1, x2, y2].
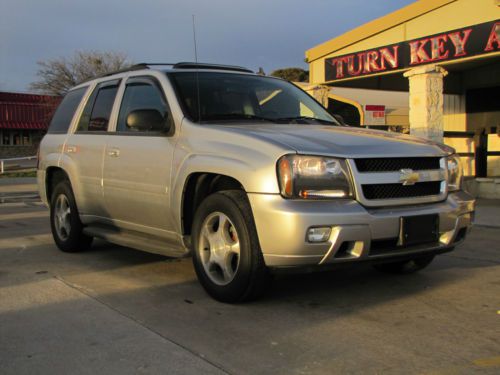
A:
[126, 109, 170, 132]
[332, 114, 346, 125]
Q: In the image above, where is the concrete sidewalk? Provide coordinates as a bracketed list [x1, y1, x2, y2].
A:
[474, 199, 500, 228]
[1, 200, 499, 374]
[1, 277, 225, 375]
[1, 178, 499, 374]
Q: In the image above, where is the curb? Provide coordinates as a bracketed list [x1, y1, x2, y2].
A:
[0, 191, 40, 204]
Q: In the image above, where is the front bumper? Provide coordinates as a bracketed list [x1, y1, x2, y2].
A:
[248, 191, 474, 267]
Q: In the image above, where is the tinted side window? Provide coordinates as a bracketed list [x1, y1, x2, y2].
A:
[117, 80, 169, 132]
[47, 87, 87, 133]
[76, 87, 98, 131]
[77, 81, 119, 132]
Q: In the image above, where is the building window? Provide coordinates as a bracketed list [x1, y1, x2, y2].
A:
[1, 130, 10, 145]
[23, 132, 31, 145]
[12, 131, 22, 145]
[0, 130, 33, 146]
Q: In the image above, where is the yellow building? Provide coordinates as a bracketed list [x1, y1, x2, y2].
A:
[305, 0, 500, 178]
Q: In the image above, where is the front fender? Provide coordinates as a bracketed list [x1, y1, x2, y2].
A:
[171, 152, 280, 234]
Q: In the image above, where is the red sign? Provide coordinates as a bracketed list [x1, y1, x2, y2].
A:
[364, 105, 385, 126]
[325, 20, 500, 81]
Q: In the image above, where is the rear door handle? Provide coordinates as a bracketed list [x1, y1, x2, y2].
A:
[65, 145, 77, 153]
[107, 148, 120, 157]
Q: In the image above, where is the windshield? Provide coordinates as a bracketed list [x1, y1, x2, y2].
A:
[167, 72, 339, 125]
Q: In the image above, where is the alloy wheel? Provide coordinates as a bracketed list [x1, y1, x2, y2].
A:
[198, 212, 241, 285]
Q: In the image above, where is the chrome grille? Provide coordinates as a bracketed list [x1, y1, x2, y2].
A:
[349, 157, 447, 207]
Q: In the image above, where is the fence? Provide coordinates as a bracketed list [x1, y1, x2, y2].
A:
[0, 156, 37, 174]
[443, 130, 500, 178]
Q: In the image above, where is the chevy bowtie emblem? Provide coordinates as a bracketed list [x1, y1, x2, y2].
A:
[399, 168, 420, 186]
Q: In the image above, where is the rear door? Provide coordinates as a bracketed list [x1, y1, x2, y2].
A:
[39, 86, 88, 201]
[102, 75, 177, 236]
[65, 79, 120, 218]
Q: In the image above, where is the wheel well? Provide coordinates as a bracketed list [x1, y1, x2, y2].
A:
[182, 173, 244, 236]
[46, 167, 69, 201]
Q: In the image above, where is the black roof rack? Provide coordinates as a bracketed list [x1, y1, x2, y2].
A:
[172, 62, 253, 73]
[80, 63, 152, 83]
[135, 63, 177, 68]
[105, 62, 253, 75]
[103, 63, 151, 75]
[92, 63, 177, 79]
[84, 62, 253, 83]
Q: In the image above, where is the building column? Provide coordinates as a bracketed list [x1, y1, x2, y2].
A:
[310, 85, 331, 107]
[403, 65, 448, 143]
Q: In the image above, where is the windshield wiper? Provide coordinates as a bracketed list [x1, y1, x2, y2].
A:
[273, 116, 338, 125]
[200, 113, 339, 125]
[201, 113, 278, 122]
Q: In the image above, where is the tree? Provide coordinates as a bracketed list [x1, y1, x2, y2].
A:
[30, 50, 132, 96]
[270, 67, 309, 82]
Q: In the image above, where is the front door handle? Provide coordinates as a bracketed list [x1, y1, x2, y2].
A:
[107, 148, 120, 157]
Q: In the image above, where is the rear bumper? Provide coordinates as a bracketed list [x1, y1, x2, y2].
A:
[247, 191, 474, 267]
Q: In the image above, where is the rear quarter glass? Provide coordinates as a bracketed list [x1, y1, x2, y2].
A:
[47, 87, 88, 134]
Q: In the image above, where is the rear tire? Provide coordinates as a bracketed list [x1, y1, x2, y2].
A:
[373, 255, 435, 274]
[50, 179, 93, 253]
[191, 190, 270, 303]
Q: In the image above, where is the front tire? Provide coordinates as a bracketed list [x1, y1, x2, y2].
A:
[50, 179, 93, 252]
[191, 190, 269, 303]
[373, 255, 435, 274]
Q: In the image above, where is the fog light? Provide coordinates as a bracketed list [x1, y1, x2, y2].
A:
[307, 227, 331, 243]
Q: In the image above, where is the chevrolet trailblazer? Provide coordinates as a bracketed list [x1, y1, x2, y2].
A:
[37, 62, 474, 302]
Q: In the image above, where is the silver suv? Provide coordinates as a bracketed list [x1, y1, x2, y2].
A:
[38, 62, 474, 302]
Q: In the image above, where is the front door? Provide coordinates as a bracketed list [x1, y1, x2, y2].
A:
[102, 76, 176, 236]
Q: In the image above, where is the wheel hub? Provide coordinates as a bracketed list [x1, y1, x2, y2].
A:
[54, 194, 71, 241]
[198, 212, 240, 286]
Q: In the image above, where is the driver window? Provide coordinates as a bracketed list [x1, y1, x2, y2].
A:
[117, 79, 170, 133]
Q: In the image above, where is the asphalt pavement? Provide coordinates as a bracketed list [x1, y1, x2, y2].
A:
[0, 177, 39, 203]
[0, 178, 499, 374]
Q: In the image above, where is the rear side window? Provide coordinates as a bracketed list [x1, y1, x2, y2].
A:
[77, 80, 120, 132]
[47, 87, 87, 134]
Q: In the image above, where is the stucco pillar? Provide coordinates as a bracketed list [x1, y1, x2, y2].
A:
[310, 85, 330, 107]
[404, 65, 448, 143]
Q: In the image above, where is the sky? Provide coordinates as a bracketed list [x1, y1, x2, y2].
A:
[0, 0, 415, 93]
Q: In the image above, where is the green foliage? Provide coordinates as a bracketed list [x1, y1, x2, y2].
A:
[270, 67, 309, 82]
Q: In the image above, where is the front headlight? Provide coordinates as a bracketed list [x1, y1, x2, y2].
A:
[277, 155, 354, 199]
[446, 154, 463, 192]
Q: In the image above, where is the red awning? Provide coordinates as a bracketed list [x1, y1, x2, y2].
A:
[0, 122, 47, 130]
[0, 91, 60, 131]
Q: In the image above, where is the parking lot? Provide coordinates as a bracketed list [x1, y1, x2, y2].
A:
[1, 179, 499, 374]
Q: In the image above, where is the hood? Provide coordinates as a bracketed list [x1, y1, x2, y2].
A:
[210, 124, 453, 158]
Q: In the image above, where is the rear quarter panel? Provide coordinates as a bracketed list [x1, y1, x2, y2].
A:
[37, 133, 69, 205]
